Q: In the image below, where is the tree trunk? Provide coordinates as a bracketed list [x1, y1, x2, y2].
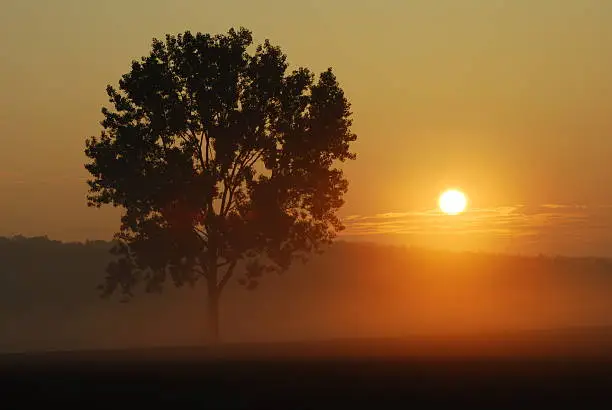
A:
[207, 282, 220, 344]
[206, 252, 221, 344]
[206, 207, 220, 344]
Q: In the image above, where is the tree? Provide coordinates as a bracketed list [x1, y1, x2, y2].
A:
[84, 27, 357, 343]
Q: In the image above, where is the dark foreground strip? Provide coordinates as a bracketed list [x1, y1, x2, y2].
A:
[2, 357, 612, 407]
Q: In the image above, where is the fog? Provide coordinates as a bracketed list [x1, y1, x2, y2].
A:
[2, 237, 612, 353]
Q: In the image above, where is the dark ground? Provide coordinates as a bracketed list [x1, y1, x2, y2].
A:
[3, 330, 612, 407]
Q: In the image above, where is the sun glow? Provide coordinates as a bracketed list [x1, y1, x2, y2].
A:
[439, 190, 468, 215]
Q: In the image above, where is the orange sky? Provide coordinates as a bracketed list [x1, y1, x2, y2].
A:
[1, 0, 611, 256]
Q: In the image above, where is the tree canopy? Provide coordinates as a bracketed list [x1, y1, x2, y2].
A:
[84, 27, 356, 338]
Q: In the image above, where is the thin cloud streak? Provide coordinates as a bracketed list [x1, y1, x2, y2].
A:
[341, 204, 610, 238]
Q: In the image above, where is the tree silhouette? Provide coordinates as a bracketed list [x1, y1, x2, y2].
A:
[84, 27, 357, 342]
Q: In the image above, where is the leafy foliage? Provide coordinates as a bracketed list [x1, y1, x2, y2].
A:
[85, 27, 356, 300]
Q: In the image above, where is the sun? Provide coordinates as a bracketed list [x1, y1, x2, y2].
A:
[439, 189, 468, 215]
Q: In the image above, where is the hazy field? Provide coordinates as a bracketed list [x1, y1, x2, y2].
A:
[3, 237, 612, 404]
[3, 237, 612, 353]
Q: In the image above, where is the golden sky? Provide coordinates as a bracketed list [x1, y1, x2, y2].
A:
[1, 0, 611, 256]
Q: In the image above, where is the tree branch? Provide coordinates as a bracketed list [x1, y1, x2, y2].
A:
[225, 149, 265, 216]
[178, 131, 191, 146]
[224, 182, 241, 216]
[204, 131, 210, 166]
[195, 130, 207, 172]
[193, 263, 206, 278]
[194, 225, 209, 243]
[219, 177, 231, 217]
[220, 149, 247, 215]
[217, 258, 232, 268]
[218, 260, 238, 293]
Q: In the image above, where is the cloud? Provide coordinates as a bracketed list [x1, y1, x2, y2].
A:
[340, 204, 612, 256]
[540, 203, 587, 210]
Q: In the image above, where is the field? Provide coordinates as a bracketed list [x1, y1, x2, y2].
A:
[4, 238, 612, 405]
[3, 328, 612, 406]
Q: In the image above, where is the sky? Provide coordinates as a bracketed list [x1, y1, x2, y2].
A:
[1, 0, 611, 257]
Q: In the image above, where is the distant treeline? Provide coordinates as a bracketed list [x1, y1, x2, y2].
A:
[2, 236, 612, 352]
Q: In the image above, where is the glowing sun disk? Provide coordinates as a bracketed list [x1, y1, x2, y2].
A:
[439, 190, 467, 215]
